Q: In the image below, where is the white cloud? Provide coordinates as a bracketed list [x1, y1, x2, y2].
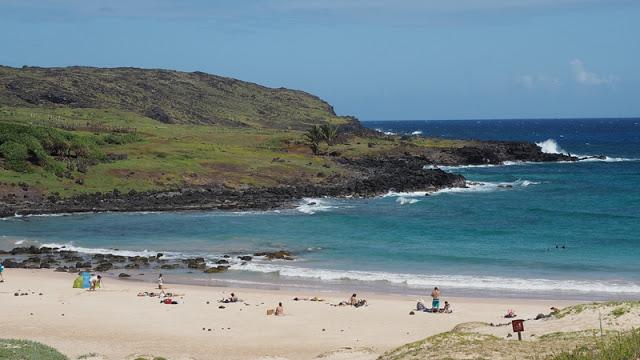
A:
[517, 74, 561, 89]
[570, 59, 616, 86]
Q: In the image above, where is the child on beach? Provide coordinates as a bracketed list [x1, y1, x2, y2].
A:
[89, 275, 102, 291]
[275, 302, 284, 316]
[158, 274, 166, 296]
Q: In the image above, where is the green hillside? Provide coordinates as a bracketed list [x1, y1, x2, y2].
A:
[0, 66, 350, 129]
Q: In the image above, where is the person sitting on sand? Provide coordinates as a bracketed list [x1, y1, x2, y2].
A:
[431, 287, 441, 312]
[89, 275, 102, 291]
[417, 299, 427, 311]
[350, 293, 358, 306]
[439, 301, 452, 314]
[275, 302, 284, 316]
[225, 292, 238, 303]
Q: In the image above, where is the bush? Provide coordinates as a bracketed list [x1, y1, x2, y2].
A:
[0, 141, 30, 172]
[100, 132, 142, 145]
[0, 123, 104, 173]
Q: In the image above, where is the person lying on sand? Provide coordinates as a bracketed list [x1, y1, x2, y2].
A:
[89, 275, 102, 291]
[275, 302, 284, 316]
[417, 299, 427, 311]
[504, 309, 517, 318]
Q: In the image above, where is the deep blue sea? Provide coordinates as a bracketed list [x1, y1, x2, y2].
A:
[2, 119, 639, 300]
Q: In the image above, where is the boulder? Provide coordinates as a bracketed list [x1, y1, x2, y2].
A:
[204, 266, 229, 273]
[95, 262, 113, 272]
[254, 251, 294, 261]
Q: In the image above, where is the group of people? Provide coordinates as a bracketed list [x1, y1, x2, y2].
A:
[338, 293, 367, 308]
[416, 287, 452, 314]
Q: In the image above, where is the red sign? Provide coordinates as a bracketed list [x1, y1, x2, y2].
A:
[512, 319, 525, 333]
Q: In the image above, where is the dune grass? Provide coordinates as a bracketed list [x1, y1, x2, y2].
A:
[552, 328, 640, 360]
[0, 339, 68, 360]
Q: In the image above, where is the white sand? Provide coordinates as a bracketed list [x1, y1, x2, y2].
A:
[1, 269, 579, 360]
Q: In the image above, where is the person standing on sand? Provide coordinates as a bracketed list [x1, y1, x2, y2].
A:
[89, 275, 102, 291]
[275, 302, 284, 316]
[0, 263, 4, 282]
[431, 287, 441, 312]
[158, 274, 166, 296]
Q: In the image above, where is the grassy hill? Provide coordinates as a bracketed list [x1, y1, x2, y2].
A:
[0, 105, 466, 200]
[0, 66, 351, 129]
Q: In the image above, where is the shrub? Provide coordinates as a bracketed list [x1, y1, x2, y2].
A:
[0, 141, 30, 172]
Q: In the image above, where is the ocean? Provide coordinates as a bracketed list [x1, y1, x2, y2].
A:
[2, 118, 639, 300]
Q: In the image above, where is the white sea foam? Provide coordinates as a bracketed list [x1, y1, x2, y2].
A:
[14, 240, 25, 245]
[39, 242, 183, 259]
[230, 263, 640, 294]
[296, 198, 336, 214]
[411, 130, 423, 135]
[384, 179, 538, 199]
[396, 197, 419, 205]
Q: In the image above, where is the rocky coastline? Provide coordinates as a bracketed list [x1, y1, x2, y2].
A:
[0, 244, 293, 277]
[0, 140, 580, 218]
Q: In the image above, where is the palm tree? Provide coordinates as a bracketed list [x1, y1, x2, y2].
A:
[305, 125, 324, 155]
[320, 124, 338, 146]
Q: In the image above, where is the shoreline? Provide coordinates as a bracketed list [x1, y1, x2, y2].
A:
[1, 139, 580, 218]
[2, 268, 582, 360]
[2, 237, 639, 303]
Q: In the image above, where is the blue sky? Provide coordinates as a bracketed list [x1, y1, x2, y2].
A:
[1, 0, 639, 120]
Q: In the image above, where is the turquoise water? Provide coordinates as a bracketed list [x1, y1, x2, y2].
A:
[2, 119, 639, 299]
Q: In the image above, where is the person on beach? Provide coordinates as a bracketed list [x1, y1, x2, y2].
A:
[416, 299, 426, 311]
[431, 287, 441, 312]
[439, 301, 452, 314]
[350, 293, 358, 306]
[223, 292, 238, 303]
[89, 275, 102, 291]
[275, 302, 284, 316]
[158, 274, 166, 297]
[0, 263, 4, 282]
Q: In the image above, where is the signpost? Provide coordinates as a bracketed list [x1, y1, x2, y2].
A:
[511, 319, 525, 341]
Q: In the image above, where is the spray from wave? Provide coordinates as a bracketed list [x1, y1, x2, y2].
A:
[536, 139, 568, 155]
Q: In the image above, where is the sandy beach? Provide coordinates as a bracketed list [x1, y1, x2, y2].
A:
[1, 269, 582, 360]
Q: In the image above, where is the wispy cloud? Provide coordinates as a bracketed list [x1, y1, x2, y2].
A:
[570, 59, 616, 86]
[517, 74, 561, 89]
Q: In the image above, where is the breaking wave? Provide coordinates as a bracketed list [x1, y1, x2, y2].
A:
[296, 198, 337, 215]
[232, 262, 640, 294]
[396, 197, 420, 205]
[384, 179, 539, 198]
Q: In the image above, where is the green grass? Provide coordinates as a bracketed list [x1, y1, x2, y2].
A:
[551, 328, 640, 360]
[0, 106, 472, 197]
[0, 339, 68, 360]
